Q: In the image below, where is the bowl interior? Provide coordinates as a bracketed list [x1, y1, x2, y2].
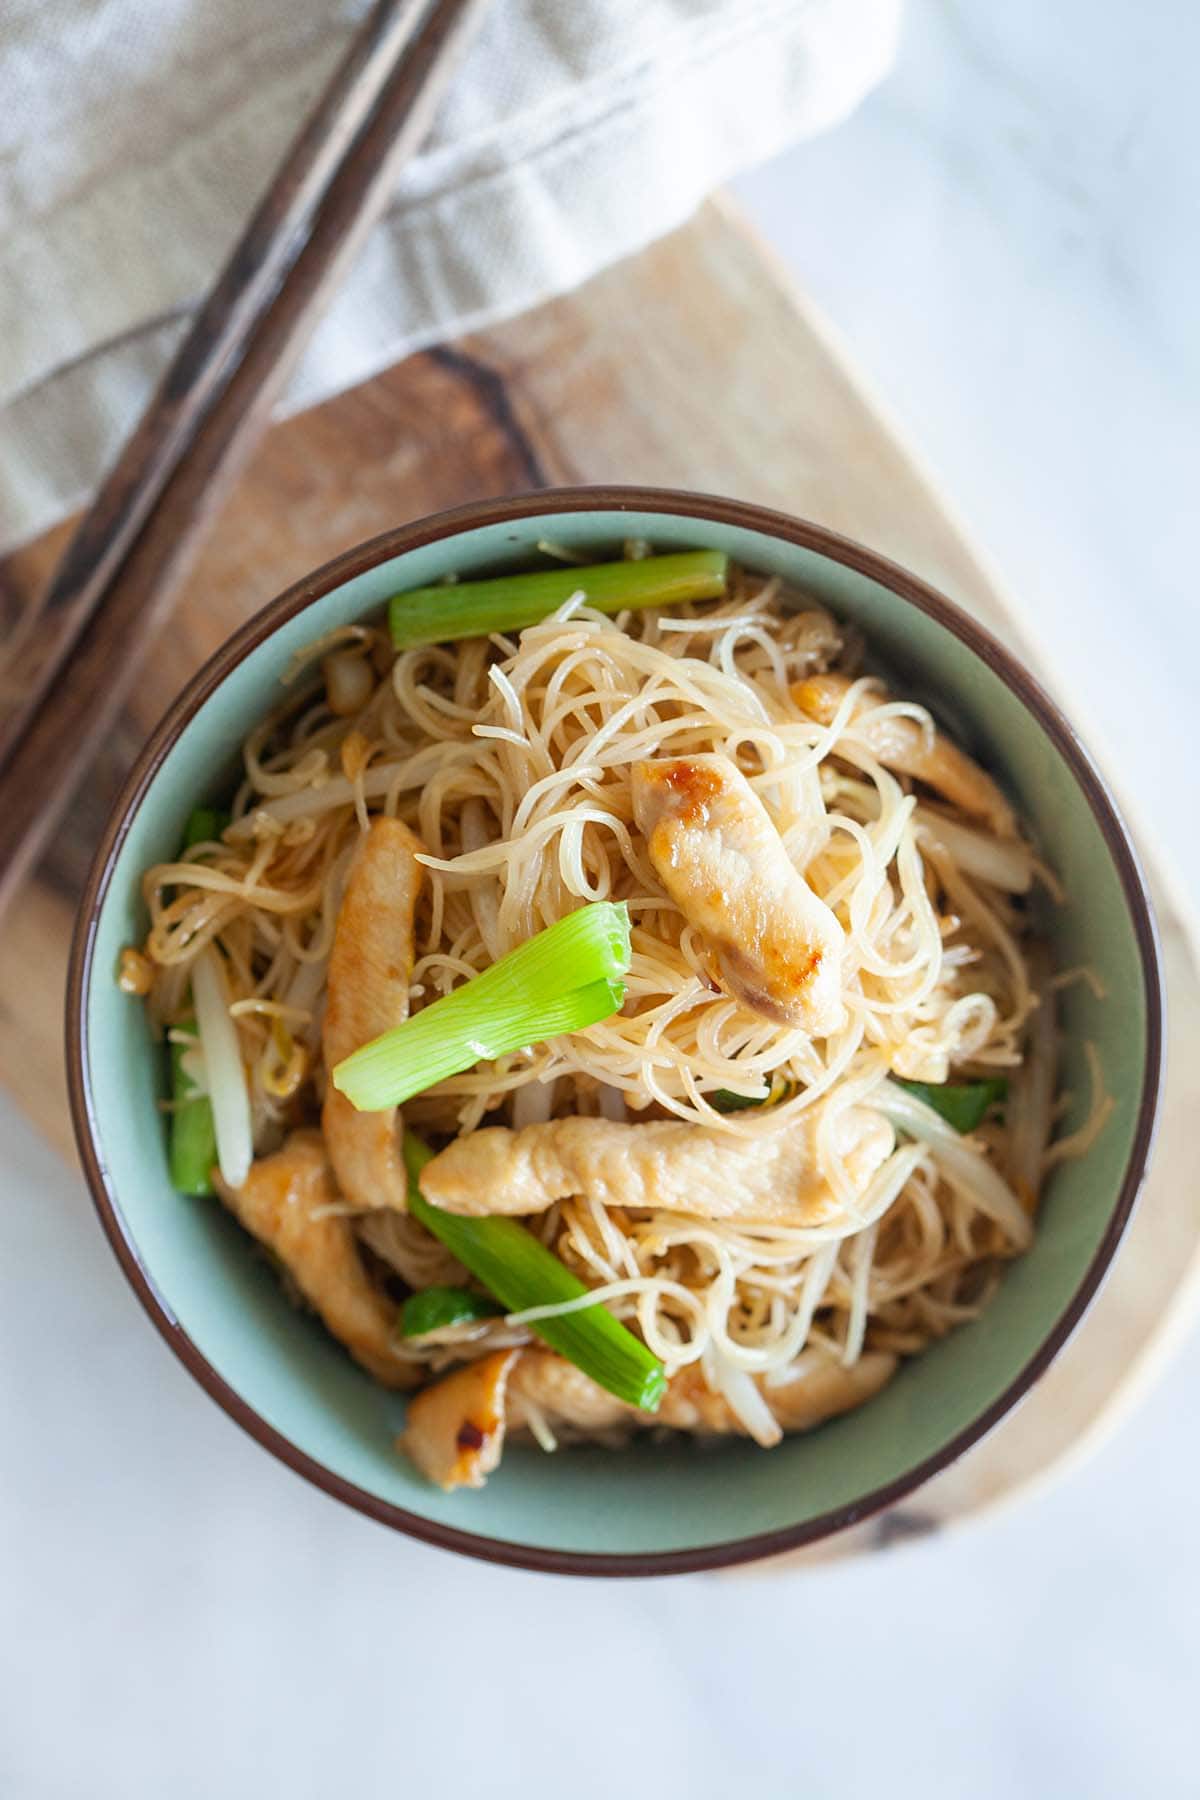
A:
[77, 505, 1155, 1565]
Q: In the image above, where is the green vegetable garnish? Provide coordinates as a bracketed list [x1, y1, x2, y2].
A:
[711, 1088, 771, 1112]
[332, 902, 632, 1112]
[399, 1285, 503, 1337]
[169, 1023, 218, 1196]
[182, 806, 231, 849]
[388, 550, 729, 648]
[711, 1073, 793, 1113]
[403, 1135, 666, 1413]
[891, 1077, 1008, 1134]
[164, 800, 230, 1194]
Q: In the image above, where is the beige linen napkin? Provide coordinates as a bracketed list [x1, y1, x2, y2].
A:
[0, 0, 901, 549]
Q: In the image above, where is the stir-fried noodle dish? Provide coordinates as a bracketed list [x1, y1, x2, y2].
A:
[122, 548, 1109, 1491]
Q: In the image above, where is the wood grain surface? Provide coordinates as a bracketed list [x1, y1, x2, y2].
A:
[2, 196, 1196, 1558]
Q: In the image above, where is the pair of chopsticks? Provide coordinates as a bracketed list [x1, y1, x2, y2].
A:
[0, 0, 489, 919]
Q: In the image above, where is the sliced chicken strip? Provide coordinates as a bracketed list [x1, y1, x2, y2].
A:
[213, 1132, 416, 1389]
[507, 1353, 628, 1438]
[418, 1112, 894, 1229]
[662, 1353, 897, 1434]
[399, 1349, 522, 1490]
[322, 816, 424, 1212]
[793, 672, 1016, 839]
[631, 754, 844, 1034]
[507, 1348, 897, 1441]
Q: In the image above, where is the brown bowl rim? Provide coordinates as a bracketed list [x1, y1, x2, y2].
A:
[66, 485, 1165, 1577]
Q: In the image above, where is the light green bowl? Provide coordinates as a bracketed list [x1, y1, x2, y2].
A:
[67, 490, 1163, 1575]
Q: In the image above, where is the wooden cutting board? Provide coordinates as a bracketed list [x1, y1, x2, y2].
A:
[3, 195, 1196, 1561]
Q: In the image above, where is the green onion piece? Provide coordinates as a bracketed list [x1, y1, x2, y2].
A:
[711, 1087, 771, 1113]
[182, 806, 231, 849]
[338, 975, 622, 1111]
[399, 1285, 502, 1337]
[333, 902, 632, 1111]
[403, 1135, 666, 1413]
[169, 1023, 218, 1196]
[711, 1073, 793, 1113]
[891, 1077, 1008, 1134]
[163, 804, 228, 1192]
[708, 1080, 773, 1108]
[388, 550, 729, 648]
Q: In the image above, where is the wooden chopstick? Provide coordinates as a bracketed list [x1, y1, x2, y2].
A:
[0, 0, 440, 774]
[0, 0, 488, 919]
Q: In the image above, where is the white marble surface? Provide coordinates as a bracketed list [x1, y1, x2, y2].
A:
[3, 1087, 1200, 1797]
[3, 2, 1198, 1794]
[736, 0, 1200, 934]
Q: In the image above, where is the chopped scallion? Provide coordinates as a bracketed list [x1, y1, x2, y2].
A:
[168, 1023, 218, 1196]
[388, 550, 729, 648]
[182, 806, 231, 849]
[399, 1285, 502, 1337]
[332, 903, 631, 1112]
[163, 812, 237, 1195]
[711, 1073, 793, 1113]
[403, 1135, 666, 1412]
[891, 1076, 1008, 1134]
[711, 1087, 771, 1113]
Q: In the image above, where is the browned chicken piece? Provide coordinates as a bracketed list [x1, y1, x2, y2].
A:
[792, 672, 1016, 839]
[213, 1132, 417, 1389]
[403, 1347, 899, 1488]
[323, 816, 424, 1212]
[507, 1353, 628, 1438]
[631, 754, 844, 1034]
[661, 1352, 897, 1434]
[399, 1349, 522, 1491]
[507, 1348, 898, 1442]
[418, 1112, 894, 1229]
